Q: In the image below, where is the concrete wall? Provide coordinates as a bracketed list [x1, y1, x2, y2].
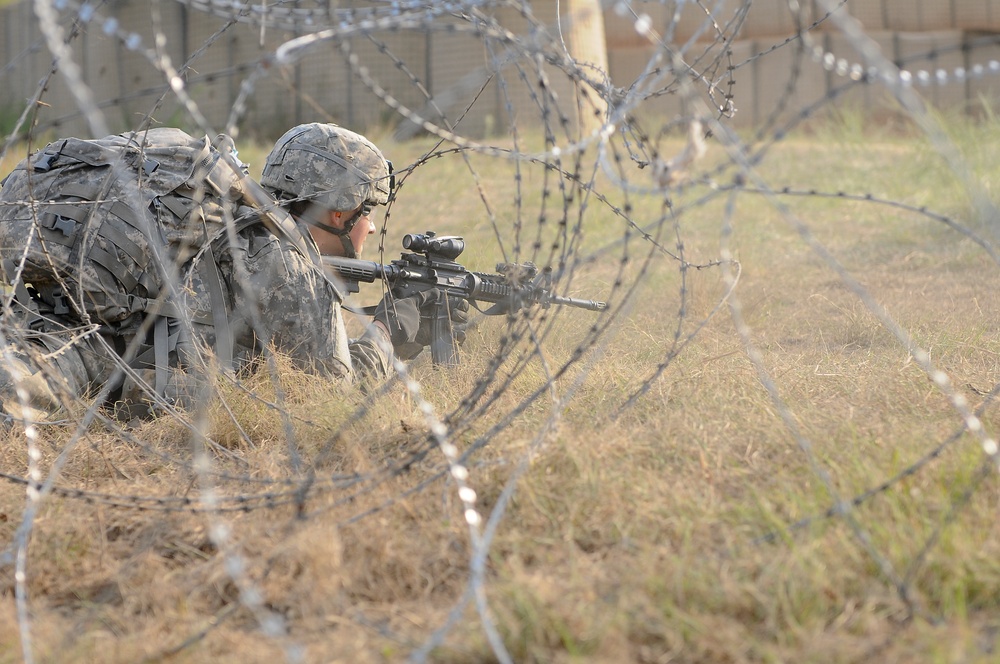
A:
[604, 0, 1000, 44]
[1, 0, 999, 140]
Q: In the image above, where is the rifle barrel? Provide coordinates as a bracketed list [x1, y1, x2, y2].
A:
[549, 294, 608, 311]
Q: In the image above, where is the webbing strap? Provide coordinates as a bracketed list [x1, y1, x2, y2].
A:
[57, 182, 101, 199]
[42, 202, 90, 223]
[143, 299, 212, 325]
[153, 315, 169, 395]
[97, 220, 147, 270]
[129, 326, 179, 371]
[107, 200, 147, 234]
[59, 170, 118, 274]
[155, 194, 191, 220]
[88, 245, 138, 292]
[201, 243, 233, 370]
[137, 272, 159, 298]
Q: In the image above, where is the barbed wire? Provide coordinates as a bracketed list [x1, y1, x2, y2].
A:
[1, 0, 999, 661]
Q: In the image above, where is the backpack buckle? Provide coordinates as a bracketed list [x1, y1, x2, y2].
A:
[52, 215, 77, 237]
[32, 150, 58, 172]
[50, 289, 70, 315]
[40, 213, 77, 238]
[123, 148, 159, 175]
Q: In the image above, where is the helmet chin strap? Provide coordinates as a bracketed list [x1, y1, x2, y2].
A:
[337, 229, 358, 259]
[299, 203, 364, 259]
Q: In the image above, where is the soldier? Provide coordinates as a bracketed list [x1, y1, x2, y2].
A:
[257, 122, 468, 371]
[0, 123, 465, 422]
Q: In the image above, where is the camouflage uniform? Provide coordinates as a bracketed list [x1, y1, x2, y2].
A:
[184, 205, 391, 382]
[0, 127, 392, 421]
[0, 225, 389, 420]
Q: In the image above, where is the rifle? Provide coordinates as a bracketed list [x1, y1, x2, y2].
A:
[322, 232, 607, 366]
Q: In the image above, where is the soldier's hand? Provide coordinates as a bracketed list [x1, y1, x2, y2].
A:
[414, 294, 469, 347]
[374, 288, 470, 361]
[373, 289, 434, 348]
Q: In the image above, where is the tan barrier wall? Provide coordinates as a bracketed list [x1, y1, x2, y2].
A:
[609, 29, 1000, 127]
[604, 0, 1000, 44]
[0, 1, 594, 139]
[2, 1, 1000, 139]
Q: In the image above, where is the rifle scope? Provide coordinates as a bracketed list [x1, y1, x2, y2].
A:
[402, 232, 465, 260]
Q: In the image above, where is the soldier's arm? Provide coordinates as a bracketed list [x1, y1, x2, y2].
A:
[227, 230, 355, 380]
[348, 322, 393, 383]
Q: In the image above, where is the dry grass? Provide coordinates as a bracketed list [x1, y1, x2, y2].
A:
[2, 115, 1000, 663]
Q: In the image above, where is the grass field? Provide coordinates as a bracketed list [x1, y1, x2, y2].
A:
[1, 113, 1000, 663]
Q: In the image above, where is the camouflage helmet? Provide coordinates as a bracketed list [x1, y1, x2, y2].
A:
[260, 123, 391, 212]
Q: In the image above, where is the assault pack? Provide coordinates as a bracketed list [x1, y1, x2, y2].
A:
[0, 127, 314, 394]
[0, 128, 257, 326]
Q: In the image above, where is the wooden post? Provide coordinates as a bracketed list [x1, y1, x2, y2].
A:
[558, 0, 610, 135]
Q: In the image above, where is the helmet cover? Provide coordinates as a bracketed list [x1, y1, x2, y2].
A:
[260, 123, 391, 212]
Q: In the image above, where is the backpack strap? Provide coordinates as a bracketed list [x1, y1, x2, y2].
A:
[199, 242, 233, 370]
[153, 315, 170, 395]
[38, 178, 160, 312]
[216, 149, 322, 262]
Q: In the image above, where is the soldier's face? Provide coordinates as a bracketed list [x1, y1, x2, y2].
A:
[312, 204, 376, 257]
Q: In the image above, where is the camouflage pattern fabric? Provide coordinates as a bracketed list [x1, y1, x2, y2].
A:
[0, 130, 392, 422]
[0, 128, 245, 329]
[206, 209, 391, 382]
[0, 214, 392, 421]
[260, 123, 391, 212]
